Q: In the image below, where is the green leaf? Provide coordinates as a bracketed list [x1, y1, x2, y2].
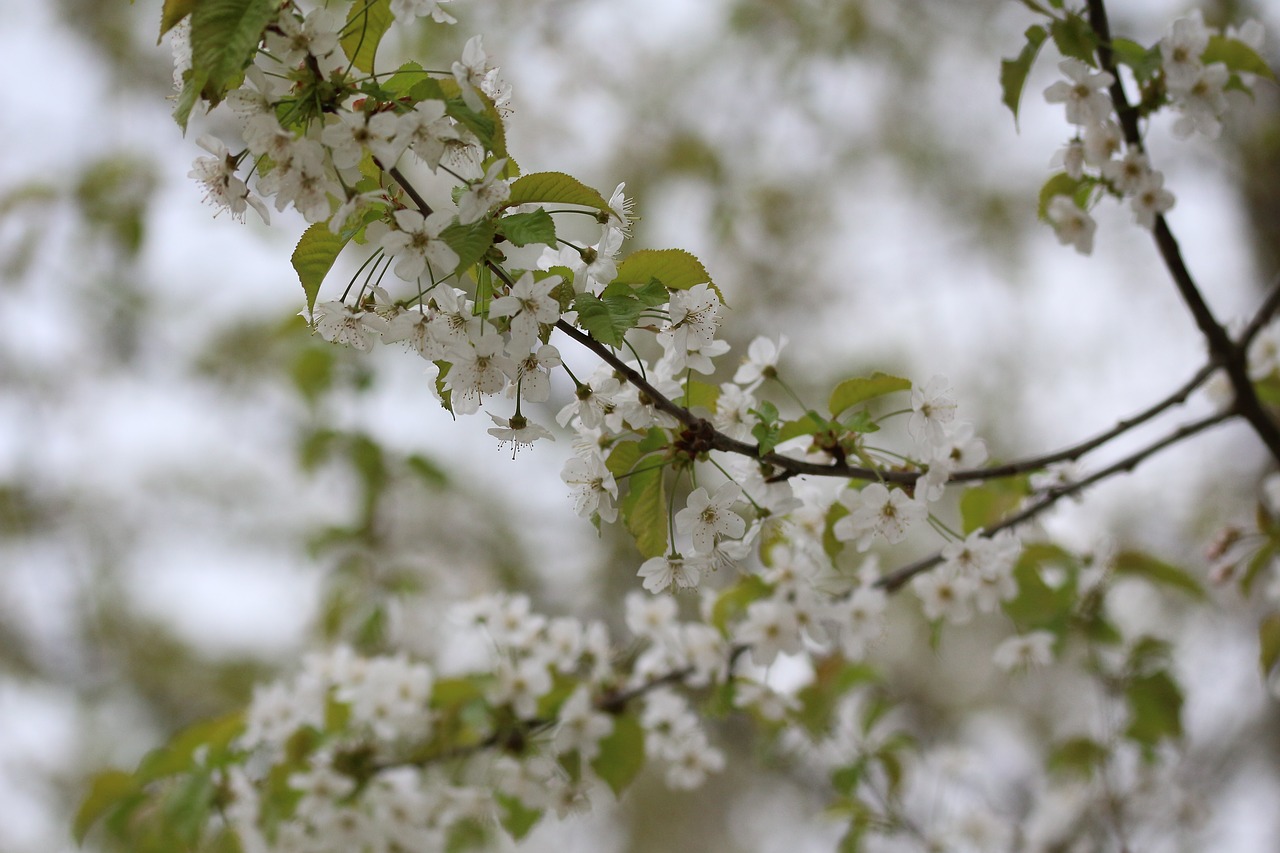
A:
[136, 712, 246, 782]
[159, 0, 195, 40]
[614, 249, 721, 301]
[1002, 545, 1076, 632]
[292, 223, 349, 315]
[506, 171, 611, 211]
[591, 713, 646, 797]
[498, 209, 557, 248]
[341, 0, 393, 73]
[1047, 737, 1109, 778]
[1050, 14, 1097, 66]
[828, 372, 911, 418]
[440, 219, 497, 275]
[173, 68, 209, 133]
[682, 379, 720, 412]
[711, 575, 772, 633]
[620, 462, 667, 558]
[573, 292, 640, 348]
[1203, 34, 1278, 82]
[1110, 37, 1161, 82]
[1113, 550, 1205, 600]
[959, 477, 1029, 534]
[1124, 670, 1183, 748]
[190, 0, 274, 95]
[496, 794, 543, 840]
[382, 62, 439, 99]
[74, 770, 139, 844]
[1260, 612, 1280, 675]
[599, 277, 669, 308]
[778, 412, 829, 444]
[1000, 25, 1049, 127]
[1244, 542, 1279, 596]
[606, 441, 642, 479]
[1038, 173, 1097, 219]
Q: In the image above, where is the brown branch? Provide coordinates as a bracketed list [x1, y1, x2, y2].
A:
[876, 409, 1233, 591]
[1238, 272, 1280, 350]
[1085, 0, 1280, 463]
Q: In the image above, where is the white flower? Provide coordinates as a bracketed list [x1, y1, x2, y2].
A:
[321, 111, 405, 170]
[736, 598, 802, 666]
[912, 569, 975, 624]
[839, 586, 887, 659]
[490, 657, 553, 718]
[447, 330, 514, 413]
[637, 553, 706, 593]
[733, 335, 787, 389]
[1161, 12, 1211, 91]
[713, 382, 756, 441]
[1101, 150, 1153, 196]
[1249, 322, 1280, 380]
[993, 631, 1056, 671]
[834, 483, 926, 551]
[625, 590, 678, 640]
[604, 182, 635, 237]
[390, 0, 456, 26]
[486, 413, 554, 456]
[452, 35, 491, 113]
[308, 300, 387, 351]
[188, 135, 269, 223]
[560, 453, 618, 522]
[909, 374, 957, 449]
[1129, 171, 1175, 229]
[378, 209, 460, 281]
[675, 483, 746, 554]
[488, 272, 561, 350]
[1046, 195, 1096, 255]
[1082, 119, 1122, 167]
[397, 99, 459, 170]
[457, 159, 511, 223]
[266, 7, 342, 66]
[1043, 59, 1114, 127]
[509, 343, 561, 403]
[555, 687, 614, 760]
[1170, 63, 1230, 139]
[1051, 139, 1085, 180]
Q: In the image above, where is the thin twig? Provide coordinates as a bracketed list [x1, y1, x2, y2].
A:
[876, 409, 1233, 591]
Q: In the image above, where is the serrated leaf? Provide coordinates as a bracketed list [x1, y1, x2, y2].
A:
[1113, 550, 1205, 600]
[614, 249, 721, 301]
[498, 209, 556, 247]
[573, 291, 647, 348]
[440, 219, 497, 275]
[828, 372, 911, 417]
[1124, 670, 1183, 748]
[190, 0, 274, 94]
[620, 463, 667, 558]
[1203, 35, 1278, 82]
[1050, 15, 1097, 66]
[591, 713, 645, 797]
[74, 770, 139, 843]
[383, 62, 439, 99]
[600, 277, 668, 308]
[1000, 25, 1049, 127]
[341, 0, 393, 73]
[1260, 612, 1280, 674]
[506, 171, 611, 211]
[292, 223, 349, 315]
[1047, 737, 1109, 778]
[159, 0, 195, 40]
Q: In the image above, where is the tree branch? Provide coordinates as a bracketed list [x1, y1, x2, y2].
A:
[1085, 0, 1280, 463]
[876, 408, 1233, 591]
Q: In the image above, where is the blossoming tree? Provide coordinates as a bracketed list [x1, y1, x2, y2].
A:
[70, 0, 1280, 850]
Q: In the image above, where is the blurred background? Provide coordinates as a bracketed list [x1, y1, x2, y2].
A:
[3, 0, 1280, 849]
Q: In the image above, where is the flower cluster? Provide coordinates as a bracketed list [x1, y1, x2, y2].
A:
[1041, 13, 1266, 254]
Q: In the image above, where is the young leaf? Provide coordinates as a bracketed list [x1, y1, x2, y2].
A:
[498, 209, 557, 247]
[341, 0, 394, 73]
[496, 794, 543, 840]
[506, 171, 611, 211]
[573, 292, 642, 348]
[1038, 173, 1097, 219]
[1203, 35, 1278, 82]
[1000, 25, 1049, 127]
[828, 372, 911, 417]
[74, 770, 139, 844]
[614, 249, 722, 301]
[190, 0, 274, 95]
[1113, 550, 1205, 600]
[591, 713, 646, 797]
[959, 477, 1029, 534]
[1124, 670, 1183, 748]
[1050, 14, 1098, 66]
[1047, 737, 1109, 778]
[440, 219, 497, 275]
[1110, 37, 1161, 82]
[159, 0, 195, 41]
[620, 462, 667, 558]
[292, 223, 349, 315]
